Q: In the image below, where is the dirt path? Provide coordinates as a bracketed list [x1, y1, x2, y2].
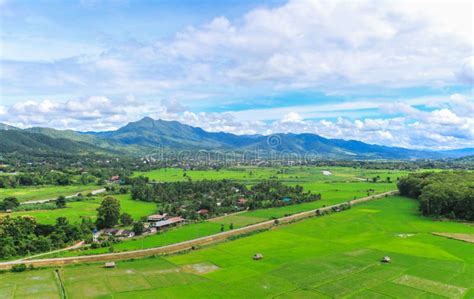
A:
[0, 190, 398, 270]
[13, 241, 85, 262]
[20, 188, 106, 205]
[208, 209, 249, 222]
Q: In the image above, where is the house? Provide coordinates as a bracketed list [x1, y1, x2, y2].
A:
[108, 175, 121, 184]
[237, 198, 247, 205]
[152, 216, 185, 230]
[197, 209, 209, 215]
[147, 213, 168, 222]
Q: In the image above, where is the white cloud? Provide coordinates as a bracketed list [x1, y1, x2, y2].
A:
[281, 112, 304, 123]
[1, 0, 472, 99]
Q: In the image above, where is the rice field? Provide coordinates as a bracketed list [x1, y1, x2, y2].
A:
[33, 166, 406, 257]
[2, 196, 473, 298]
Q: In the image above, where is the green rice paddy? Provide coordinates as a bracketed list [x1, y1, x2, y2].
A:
[2, 196, 473, 298]
[0, 185, 100, 203]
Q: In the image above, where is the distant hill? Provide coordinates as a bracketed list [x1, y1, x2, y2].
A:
[0, 130, 115, 156]
[0, 123, 19, 131]
[438, 148, 474, 158]
[1, 117, 472, 160]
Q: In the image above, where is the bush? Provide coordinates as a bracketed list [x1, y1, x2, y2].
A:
[11, 264, 27, 272]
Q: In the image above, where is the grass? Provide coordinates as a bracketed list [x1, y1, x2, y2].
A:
[0, 194, 157, 225]
[2, 196, 473, 298]
[0, 185, 100, 203]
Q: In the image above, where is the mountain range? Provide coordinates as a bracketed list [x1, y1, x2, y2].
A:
[1, 117, 473, 160]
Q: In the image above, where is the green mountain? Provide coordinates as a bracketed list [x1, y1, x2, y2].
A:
[1, 118, 470, 160]
[86, 117, 444, 159]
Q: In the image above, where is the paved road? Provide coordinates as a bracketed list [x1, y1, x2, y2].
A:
[20, 188, 106, 205]
[0, 190, 398, 270]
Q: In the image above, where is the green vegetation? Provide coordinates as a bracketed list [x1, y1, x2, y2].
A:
[0, 215, 93, 259]
[32, 167, 401, 258]
[131, 178, 320, 218]
[96, 197, 121, 229]
[1, 194, 157, 225]
[2, 196, 473, 298]
[398, 171, 474, 220]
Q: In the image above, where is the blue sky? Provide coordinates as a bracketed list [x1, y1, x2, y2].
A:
[0, 0, 473, 149]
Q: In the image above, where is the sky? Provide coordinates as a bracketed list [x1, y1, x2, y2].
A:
[0, 0, 473, 150]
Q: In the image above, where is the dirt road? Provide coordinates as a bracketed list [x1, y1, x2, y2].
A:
[20, 188, 106, 205]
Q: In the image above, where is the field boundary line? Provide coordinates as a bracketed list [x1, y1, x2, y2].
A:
[0, 190, 398, 270]
[54, 269, 67, 299]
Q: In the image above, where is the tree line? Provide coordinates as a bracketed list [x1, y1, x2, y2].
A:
[397, 171, 474, 220]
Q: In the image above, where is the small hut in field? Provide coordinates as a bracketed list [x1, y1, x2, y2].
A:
[104, 262, 116, 268]
[253, 253, 263, 260]
[381, 256, 391, 263]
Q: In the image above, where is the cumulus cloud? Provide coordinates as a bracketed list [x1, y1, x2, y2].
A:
[281, 112, 304, 123]
[1, 0, 472, 99]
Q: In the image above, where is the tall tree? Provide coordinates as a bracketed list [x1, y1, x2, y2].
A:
[96, 197, 121, 229]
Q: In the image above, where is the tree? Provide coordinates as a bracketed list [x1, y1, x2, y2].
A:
[96, 197, 121, 229]
[120, 213, 133, 226]
[229, 223, 234, 230]
[132, 222, 144, 235]
[220, 224, 225, 232]
[3, 197, 19, 210]
[56, 196, 66, 208]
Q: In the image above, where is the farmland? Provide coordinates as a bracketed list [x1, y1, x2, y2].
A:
[0, 166, 403, 227]
[2, 196, 473, 298]
[38, 166, 404, 258]
[0, 166, 410, 261]
[0, 184, 101, 203]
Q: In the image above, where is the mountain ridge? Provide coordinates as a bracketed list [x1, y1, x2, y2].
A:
[1, 118, 472, 160]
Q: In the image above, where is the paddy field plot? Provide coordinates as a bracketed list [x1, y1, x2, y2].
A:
[3, 196, 473, 298]
[134, 166, 411, 185]
[0, 184, 100, 203]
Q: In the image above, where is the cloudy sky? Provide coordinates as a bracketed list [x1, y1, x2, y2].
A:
[0, 0, 473, 149]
